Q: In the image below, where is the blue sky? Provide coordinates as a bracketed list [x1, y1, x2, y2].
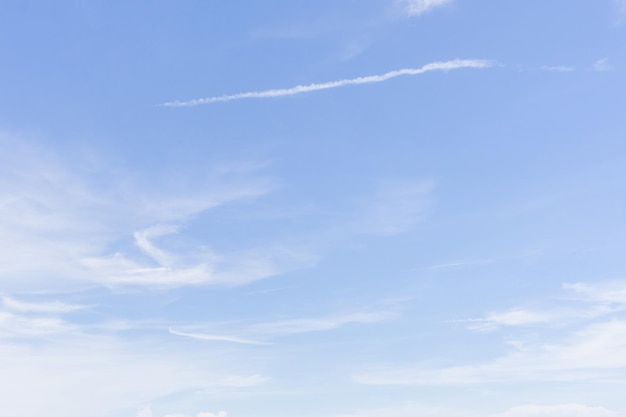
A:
[1, 1, 626, 416]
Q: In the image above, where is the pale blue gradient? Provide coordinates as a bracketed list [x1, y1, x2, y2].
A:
[1, 1, 626, 417]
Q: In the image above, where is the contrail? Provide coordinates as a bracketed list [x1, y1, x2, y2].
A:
[168, 327, 269, 345]
[162, 58, 494, 107]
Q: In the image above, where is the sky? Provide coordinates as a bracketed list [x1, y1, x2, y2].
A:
[1, 1, 626, 416]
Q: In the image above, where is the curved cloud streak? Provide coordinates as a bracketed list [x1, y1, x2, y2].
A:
[168, 327, 269, 345]
[402, 0, 452, 16]
[162, 59, 494, 107]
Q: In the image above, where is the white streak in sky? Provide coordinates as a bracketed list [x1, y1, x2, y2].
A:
[168, 327, 269, 345]
[162, 59, 494, 107]
[402, 0, 452, 16]
[1, 296, 87, 314]
[541, 65, 576, 72]
[593, 58, 613, 72]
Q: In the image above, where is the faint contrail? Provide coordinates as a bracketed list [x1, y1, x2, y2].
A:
[168, 327, 268, 345]
[162, 58, 494, 107]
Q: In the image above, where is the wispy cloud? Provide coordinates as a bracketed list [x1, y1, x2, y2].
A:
[0, 311, 76, 338]
[219, 374, 269, 387]
[428, 258, 494, 270]
[0, 134, 433, 291]
[489, 404, 622, 417]
[133, 225, 180, 267]
[0, 134, 302, 291]
[1, 296, 87, 314]
[615, 0, 626, 22]
[169, 310, 395, 345]
[593, 58, 613, 72]
[0, 331, 264, 417]
[168, 328, 269, 345]
[161, 59, 494, 107]
[399, 0, 452, 17]
[355, 180, 434, 236]
[138, 404, 228, 417]
[82, 237, 309, 289]
[322, 403, 623, 417]
[322, 403, 467, 417]
[563, 281, 626, 305]
[163, 412, 227, 417]
[251, 311, 394, 335]
[454, 280, 626, 332]
[458, 309, 555, 332]
[541, 65, 576, 72]
[356, 280, 626, 385]
[355, 319, 626, 385]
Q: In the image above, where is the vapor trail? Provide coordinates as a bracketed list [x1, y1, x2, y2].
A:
[168, 327, 268, 345]
[162, 58, 494, 107]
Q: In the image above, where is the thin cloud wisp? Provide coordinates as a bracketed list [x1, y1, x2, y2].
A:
[162, 59, 494, 107]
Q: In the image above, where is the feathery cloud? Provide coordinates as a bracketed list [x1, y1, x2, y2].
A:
[615, 0, 626, 21]
[0, 311, 76, 338]
[0, 134, 295, 291]
[357, 279, 626, 385]
[356, 320, 626, 385]
[399, 0, 452, 16]
[593, 58, 613, 72]
[168, 310, 395, 346]
[564, 281, 626, 305]
[251, 311, 393, 335]
[138, 406, 228, 417]
[323, 403, 624, 417]
[459, 309, 555, 332]
[168, 328, 269, 345]
[451, 279, 626, 333]
[541, 65, 576, 72]
[489, 404, 622, 417]
[1, 296, 86, 314]
[161, 59, 493, 107]
[219, 374, 269, 387]
[356, 180, 434, 236]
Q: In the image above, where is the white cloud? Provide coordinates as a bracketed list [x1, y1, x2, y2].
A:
[0, 336, 248, 417]
[0, 133, 430, 291]
[1, 296, 86, 314]
[161, 59, 493, 107]
[251, 311, 394, 335]
[133, 225, 181, 267]
[399, 0, 452, 16]
[0, 311, 76, 338]
[564, 281, 626, 305]
[461, 309, 555, 331]
[323, 403, 624, 417]
[81, 241, 308, 288]
[428, 258, 495, 269]
[219, 374, 269, 387]
[593, 58, 613, 72]
[0, 134, 307, 291]
[355, 318, 626, 385]
[357, 180, 434, 236]
[615, 0, 626, 20]
[354, 279, 626, 385]
[324, 403, 467, 417]
[541, 65, 576, 72]
[169, 310, 394, 345]
[489, 404, 622, 417]
[139, 406, 228, 417]
[168, 328, 269, 345]
[138, 405, 155, 417]
[0, 306, 266, 416]
[452, 279, 626, 333]
[162, 413, 227, 417]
